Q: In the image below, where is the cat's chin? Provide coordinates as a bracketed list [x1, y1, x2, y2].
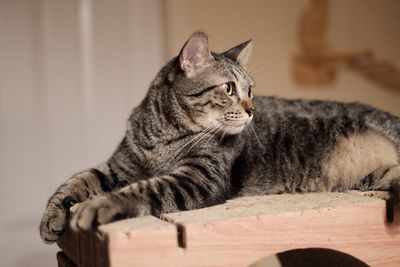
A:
[221, 117, 253, 135]
[222, 122, 248, 135]
[223, 127, 246, 135]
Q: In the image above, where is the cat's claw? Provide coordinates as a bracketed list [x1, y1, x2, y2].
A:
[39, 199, 69, 243]
[39, 170, 101, 243]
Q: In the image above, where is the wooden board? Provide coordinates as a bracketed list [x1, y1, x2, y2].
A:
[58, 216, 181, 267]
[57, 192, 400, 267]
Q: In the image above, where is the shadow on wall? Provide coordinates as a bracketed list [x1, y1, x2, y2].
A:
[250, 248, 369, 267]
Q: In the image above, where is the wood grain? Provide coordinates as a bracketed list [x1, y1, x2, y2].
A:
[57, 192, 400, 267]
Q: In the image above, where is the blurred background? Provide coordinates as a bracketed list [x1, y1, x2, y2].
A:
[0, 0, 399, 266]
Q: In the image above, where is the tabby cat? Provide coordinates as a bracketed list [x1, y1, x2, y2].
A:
[40, 31, 400, 243]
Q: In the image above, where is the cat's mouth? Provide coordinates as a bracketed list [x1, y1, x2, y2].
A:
[195, 113, 252, 136]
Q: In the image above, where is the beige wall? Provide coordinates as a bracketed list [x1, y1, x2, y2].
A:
[164, 0, 400, 115]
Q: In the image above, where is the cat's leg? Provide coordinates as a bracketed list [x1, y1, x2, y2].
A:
[357, 165, 400, 197]
[322, 130, 399, 191]
[39, 163, 114, 243]
[69, 156, 228, 231]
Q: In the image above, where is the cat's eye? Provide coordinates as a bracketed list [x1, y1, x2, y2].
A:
[222, 82, 234, 96]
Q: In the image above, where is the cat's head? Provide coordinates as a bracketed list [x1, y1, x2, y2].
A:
[162, 31, 254, 135]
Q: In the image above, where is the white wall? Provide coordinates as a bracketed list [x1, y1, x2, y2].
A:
[0, 0, 164, 266]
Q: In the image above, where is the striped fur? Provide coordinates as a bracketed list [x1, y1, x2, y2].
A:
[40, 32, 400, 243]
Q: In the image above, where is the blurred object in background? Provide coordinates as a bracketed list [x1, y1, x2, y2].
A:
[293, 0, 400, 89]
[348, 51, 400, 89]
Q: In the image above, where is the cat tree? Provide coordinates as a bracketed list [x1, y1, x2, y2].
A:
[57, 192, 400, 266]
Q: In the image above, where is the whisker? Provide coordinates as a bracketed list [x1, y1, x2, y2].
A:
[219, 122, 231, 143]
[249, 122, 267, 164]
[155, 122, 222, 174]
[174, 123, 219, 156]
[183, 122, 222, 156]
[206, 122, 225, 144]
[249, 67, 266, 76]
[247, 57, 264, 75]
[249, 123, 264, 152]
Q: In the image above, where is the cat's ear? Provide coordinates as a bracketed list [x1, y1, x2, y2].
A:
[223, 39, 253, 66]
[179, 31, 214, 78]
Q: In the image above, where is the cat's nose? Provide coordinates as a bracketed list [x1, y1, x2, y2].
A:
[245, 107, 254, 116]
[243, 100, 254, 117]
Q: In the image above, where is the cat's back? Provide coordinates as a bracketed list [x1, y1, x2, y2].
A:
[253, 95, 373, 119]
[250, 95, 387, 137]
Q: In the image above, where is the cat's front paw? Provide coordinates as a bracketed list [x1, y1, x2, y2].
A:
[39, 196, 74, 243]
[70, 195, 125, 231]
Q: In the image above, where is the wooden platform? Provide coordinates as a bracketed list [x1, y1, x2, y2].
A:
[57, 192, 400, 267]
